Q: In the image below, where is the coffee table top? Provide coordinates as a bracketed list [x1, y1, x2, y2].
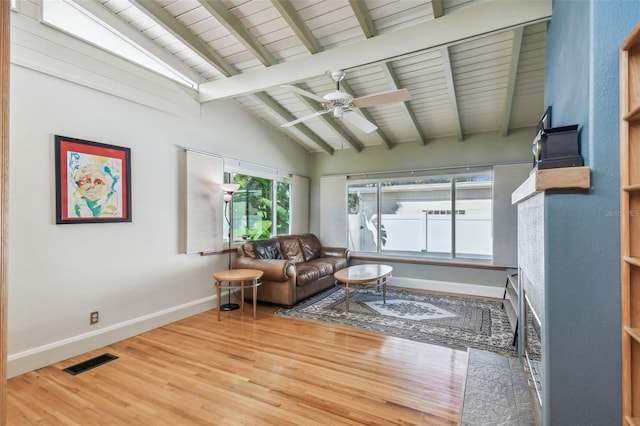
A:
[334, 264, 393, 284]
[213, 268, 263, 282]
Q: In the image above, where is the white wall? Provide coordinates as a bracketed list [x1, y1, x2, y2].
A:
[7, 64, 310, 377]
[492, 163, 532, 267]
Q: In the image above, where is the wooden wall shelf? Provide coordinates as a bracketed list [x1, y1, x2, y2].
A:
[511, 166, 591, 205]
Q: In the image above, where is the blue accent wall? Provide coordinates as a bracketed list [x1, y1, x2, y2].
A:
[544, 1, 640, 424]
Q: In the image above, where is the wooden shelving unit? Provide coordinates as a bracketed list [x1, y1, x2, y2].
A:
[620, 22, 640, 425]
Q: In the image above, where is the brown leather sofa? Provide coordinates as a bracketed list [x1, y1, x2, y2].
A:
[233, 234, 350, 307]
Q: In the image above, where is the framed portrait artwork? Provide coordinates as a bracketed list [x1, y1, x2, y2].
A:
[55, 135, 132, 224]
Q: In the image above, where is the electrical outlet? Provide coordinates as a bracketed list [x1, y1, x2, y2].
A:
[90, 311, 99, 325]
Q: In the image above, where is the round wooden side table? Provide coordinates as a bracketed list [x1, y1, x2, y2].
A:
[213, 269, 263, 320]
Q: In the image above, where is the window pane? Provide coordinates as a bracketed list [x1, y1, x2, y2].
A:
[455, 175, 493, 259]
[232, 174, 273, 241]
[380, 178, 452, 257]
[348, 183, 379, 252]
[41, 0, 196, 87]
[348, 171, 492, 260]
[276, 182, 291, 235]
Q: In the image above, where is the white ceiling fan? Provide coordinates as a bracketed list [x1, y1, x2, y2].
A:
[280, 71, 412, 134]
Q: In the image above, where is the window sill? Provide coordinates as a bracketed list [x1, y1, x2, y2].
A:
[350, 252, 510, 270]
[199, 244, 240, 256]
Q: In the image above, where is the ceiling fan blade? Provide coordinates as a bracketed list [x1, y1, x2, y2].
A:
[352, 88, 412, 108]
[280, 109, 329, 127]
[281, 85, 325, 103]
[343, 111, 378, 133]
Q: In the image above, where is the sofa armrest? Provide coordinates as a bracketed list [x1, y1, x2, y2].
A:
[233, 257, 294, 282]
[320, 247, 350, 258]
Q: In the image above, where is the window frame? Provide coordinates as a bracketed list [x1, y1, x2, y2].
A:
[224, 169, 292, 243]
[40, 0, 197, 88]
[347, 168, 493, 261]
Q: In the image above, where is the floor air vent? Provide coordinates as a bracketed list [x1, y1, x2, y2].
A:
[63, 353, 118, 375]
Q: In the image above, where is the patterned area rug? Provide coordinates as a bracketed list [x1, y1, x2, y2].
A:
[274, 286, 517, 356]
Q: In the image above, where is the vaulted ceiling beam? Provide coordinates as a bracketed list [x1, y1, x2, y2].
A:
[198, 0, 276, 67]
[501, 27, 524, 137]
[340, 80, 393, 150]
[432, 0, 445, 19]
[190, 1, 330, 153]
[128, 0, 237, 77]
[271, 0, 372, 151]
[292, 90, 363, 152]
[76, 0, 202, 86]
[271, 0, 322, 54]
[381, 62, 427, 146]
[349, 0, 376, 38]
[253, 92, 334, 155]
[281, 1, 385, 150]
[440, 47, 463, 142]
[199, 0, 551, 101]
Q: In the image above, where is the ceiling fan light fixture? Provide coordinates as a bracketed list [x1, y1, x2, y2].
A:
[333, 106, 343, 117]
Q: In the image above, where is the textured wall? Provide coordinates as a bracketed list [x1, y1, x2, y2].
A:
[542, 1, 640, 424]
[517, 193, 545, 327]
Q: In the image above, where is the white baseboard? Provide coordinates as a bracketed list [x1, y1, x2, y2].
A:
[8, 295, 218, 378]
[387, 276, 504, 299]
[8, 279, 503, 378]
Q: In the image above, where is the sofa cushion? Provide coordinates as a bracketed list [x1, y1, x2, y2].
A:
[299, 234, 322, 262]
[254, 239, 283, 260]
[316, 257, 348, 272]
[243, 242, 257, 258]
[304, 259, 334, 277]
[295, 264, 320, 286]
[278, 235, 305, 263]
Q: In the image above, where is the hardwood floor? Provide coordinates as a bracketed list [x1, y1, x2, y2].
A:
[6, 304, 468, 425]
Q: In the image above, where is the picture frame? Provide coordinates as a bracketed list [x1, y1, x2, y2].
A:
[55, 135, 132, 224]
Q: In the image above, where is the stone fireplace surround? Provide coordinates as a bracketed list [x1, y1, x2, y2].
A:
[511, 166, 590, 424]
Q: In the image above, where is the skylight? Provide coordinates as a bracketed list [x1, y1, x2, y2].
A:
[41, 0, 197, 88]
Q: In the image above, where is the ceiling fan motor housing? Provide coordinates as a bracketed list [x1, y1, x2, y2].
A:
[280, 70, 407, 134]
[323, 91, 353, 113]
[323, 91, 353, 103]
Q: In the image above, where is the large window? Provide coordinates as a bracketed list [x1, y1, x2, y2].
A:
[347, 169, 492, 260]
[225, 172, 291, 242]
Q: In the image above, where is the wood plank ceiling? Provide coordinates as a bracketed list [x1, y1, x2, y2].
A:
[95, 0, 551, 155]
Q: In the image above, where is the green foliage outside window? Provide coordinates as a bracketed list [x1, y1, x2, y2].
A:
[230, 174, 291, 241]
[276, 182, 291, 235]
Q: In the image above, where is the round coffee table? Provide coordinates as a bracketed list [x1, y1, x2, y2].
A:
[334, 264, 393, 312]
[213, 269, 263, 320]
